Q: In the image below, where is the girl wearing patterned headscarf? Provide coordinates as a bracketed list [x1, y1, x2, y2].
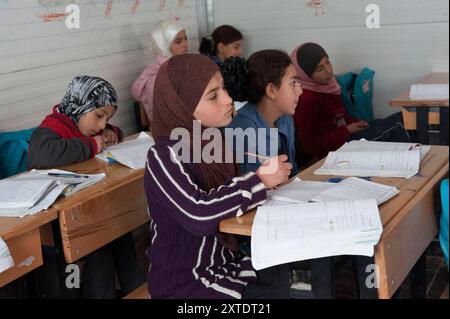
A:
[28, 75, 121, 169]
[144, 54, 292, 299]
[28, 75, 146, 298]
[132, 19, 189, 124]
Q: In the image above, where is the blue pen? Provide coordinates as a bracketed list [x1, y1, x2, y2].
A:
[48, 172, 90, 179]
[327, 178, 343, 183]
[327, 177, 371, 183]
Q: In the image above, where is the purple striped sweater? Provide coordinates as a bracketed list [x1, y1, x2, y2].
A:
[144, 138, 267, 299]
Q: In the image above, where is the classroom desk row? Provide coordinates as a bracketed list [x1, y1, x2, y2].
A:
[0, 155, 149, 287]
[1, 144, 448, 298]
[389, 72, 449, 146]
[220, 145, 449, 299]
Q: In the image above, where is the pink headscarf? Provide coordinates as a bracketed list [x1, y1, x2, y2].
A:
[290, 43, 341, 95]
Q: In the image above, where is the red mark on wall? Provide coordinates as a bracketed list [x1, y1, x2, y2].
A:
[159, 0, 166, 11]
[39, 12, 67, 22]
[174, 16, 180, 21]
[105, 0, 113, 17]
[131, 0, 140, 15]
[306, 0, 326, 16]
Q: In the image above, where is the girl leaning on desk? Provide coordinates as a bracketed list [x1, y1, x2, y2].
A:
[27, 75, 145, 299]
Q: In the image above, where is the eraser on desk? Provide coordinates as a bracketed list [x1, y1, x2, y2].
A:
[106, 152, 118, 164]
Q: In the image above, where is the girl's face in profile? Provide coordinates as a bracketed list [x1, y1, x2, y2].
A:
[272, 64, 303, 116]
[78, 105, 116, 136]
[170, 30, 189, 56]
[311, 56, 334, 84]
[193, 71, 234, 128]
[217, 39, 243, 60]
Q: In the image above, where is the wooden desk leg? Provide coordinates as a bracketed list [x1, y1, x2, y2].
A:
[310, 257, 335, 299]
[409, 252, 427, 299]
[439, 107, 449, 145]
[352, 256, 378, 299]
[416, 108, 429, 145]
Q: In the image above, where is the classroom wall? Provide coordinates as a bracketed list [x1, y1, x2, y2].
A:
[0, 0, 200, 135]
[213, 0, 449, 118]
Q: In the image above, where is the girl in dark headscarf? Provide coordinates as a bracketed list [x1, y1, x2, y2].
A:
[145, 54, 292, 299]
[28, 75, 145, 298]
[291, 42, 410, 160]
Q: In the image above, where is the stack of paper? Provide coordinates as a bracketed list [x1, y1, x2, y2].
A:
[315, 140, 428, 178]
[409, 84, 449, 100]
[311, 177, 399, 206]
[0, 169, 105, 217]
[251, 199, 382, 270]
[0, 237, 14, 274]
[96, 132, 155, 169]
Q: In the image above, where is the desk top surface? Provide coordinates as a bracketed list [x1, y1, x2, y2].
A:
[389, 73, 449, 107]
[219, 145, 449, 236]
[51, 134, 146, 210]
[0, 133, 147, 240]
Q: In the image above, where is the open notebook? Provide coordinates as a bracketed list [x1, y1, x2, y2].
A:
[96, 132, 155, 169]
[0, 169, 105, 218]
[265, 177, 399, 207]
[251, 199, 382, 270]
[315, 140, 430, 178]
[0, 179, 58, 209]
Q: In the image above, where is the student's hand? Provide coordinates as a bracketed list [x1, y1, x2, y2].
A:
[256, 155, 292, 189]
[347, 121, 369, 134]
[93, 135, 106, 153]
[101, 129, 119, 147]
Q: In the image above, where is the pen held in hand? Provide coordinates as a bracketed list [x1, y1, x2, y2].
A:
[245, 152, 270, 163]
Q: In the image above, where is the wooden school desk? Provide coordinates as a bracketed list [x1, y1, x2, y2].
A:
[389, 73, 449, 145]
[52, 154, 150, 263]
[0, 208, 58, 287]
[220, 146, 449, 298]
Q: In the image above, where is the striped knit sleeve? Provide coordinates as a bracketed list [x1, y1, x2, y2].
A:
[144, 144, 267, 237]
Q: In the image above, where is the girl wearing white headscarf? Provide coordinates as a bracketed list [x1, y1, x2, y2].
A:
[132, 19, 188, 124]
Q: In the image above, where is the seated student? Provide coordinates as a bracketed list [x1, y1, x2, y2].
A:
[223, 50, 302, 176]
[28, 75, 146, 299]
[291, 42, 411, 160]
[199, 25, 243, 65]
[132, 19, 188, 123]
[145, 54, 293, 299]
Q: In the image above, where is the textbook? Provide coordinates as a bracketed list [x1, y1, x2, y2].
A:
[0, 169, 105, 217]
[96, 132, 155, 169]
[314, 140, 430, 178]
[0, 237, 14, 275]
[251, 199, 382, 270]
